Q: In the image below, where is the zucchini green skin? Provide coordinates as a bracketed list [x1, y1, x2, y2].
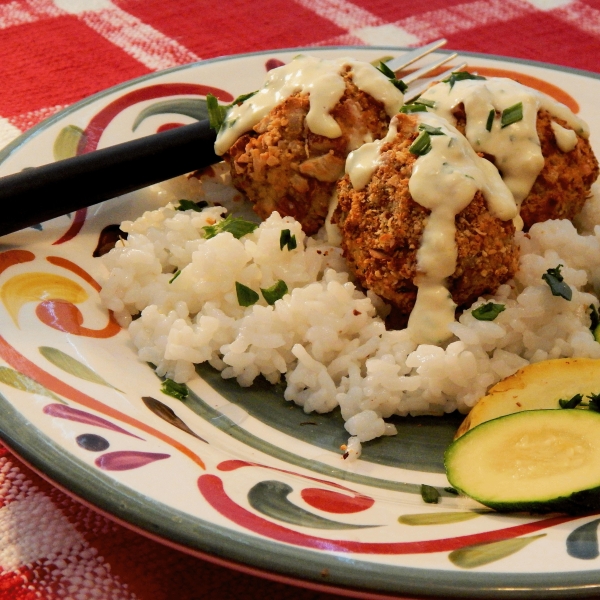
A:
[444, 409, 600, 514]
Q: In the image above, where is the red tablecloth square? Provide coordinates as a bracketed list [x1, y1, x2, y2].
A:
[0, 15, 148, 118]
[445, 8, 600, 73]
[116, 0, 346, 59]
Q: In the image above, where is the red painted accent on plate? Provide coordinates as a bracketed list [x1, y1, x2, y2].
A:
[79, 83, 233, 154]
[156, 122, 184, 132]
[52, 208, 87, 245]
[217, 459, 366, 496]
[0, 335, 205, 469]
[0, 250, 35, 274]
[301, 488, 374, 514]
[46, 256, 102, 291]
[265, 58, 285, 71]
[36, 300, 121, 338]
[95, 450, 170, 471]
[198, 474, 582, 554]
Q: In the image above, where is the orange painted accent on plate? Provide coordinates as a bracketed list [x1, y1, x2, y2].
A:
[0, 250, 35, 275]
[466, 67, 579, 113]
[36, 300, 121, 338]
[0, 335, 205, 469]
[46, 256, 102, 292]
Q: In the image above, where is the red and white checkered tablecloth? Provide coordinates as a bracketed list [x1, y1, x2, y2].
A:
[0, 1, 599, 599]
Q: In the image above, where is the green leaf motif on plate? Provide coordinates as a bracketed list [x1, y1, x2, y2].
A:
[39, 346, 117, 390]
[53, 125, 85, 161]
[449, 534, 546, 569]
[142, 396, 206, 442]
[399, 511, 483, 526]
[248, 480, 377, 530]
[0, 366, 65, 403]
[132, 98, 209, 131]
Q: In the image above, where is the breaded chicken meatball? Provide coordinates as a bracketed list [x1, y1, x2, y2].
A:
[452, 106, 599, 230]
[222, 64, 398, 235]
[420, 75, 599, 230]
[334, 113, 519, 327]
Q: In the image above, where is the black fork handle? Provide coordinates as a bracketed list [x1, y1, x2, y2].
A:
[0, 119, 219, 237]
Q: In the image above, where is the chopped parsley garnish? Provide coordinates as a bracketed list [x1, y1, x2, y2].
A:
[420, 484, 440, 504]
[236, 282, 259, 307]
[559, 394, 583, 409]
[442, 71, 486, 89]
[542, 264, 572, 300]
[413, 97, 436, 109]
[418, 123, 445, 136]
[161, 378, 188, 400]
[206, 91, 258, 132]
[485, 109, 495, 132]
[202, 214, 259, 240]
[409, 130, 432, 156]
[501, 102, 524, 128]
[279, 229, 297, 251]
[590, 304, 600, 332]
[400, 103, 429, 114]
[444, 487, 459, 495]
[206, 94, 228, 131]
[176, 199, 208, 212]
[261, 280, 289, 305]
[169, 269, 181, 284]
[376, 61, 408, 93]
[588, 393, 600, 412]
[472, 302, 506, 321]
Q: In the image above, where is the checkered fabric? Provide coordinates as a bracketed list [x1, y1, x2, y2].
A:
[0, 0, 599, 598]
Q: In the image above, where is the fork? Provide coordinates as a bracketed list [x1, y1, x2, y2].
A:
[0, 40, 464, 237]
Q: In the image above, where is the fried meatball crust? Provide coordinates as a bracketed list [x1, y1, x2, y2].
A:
[225, 68, 390, 235]
[333, 113, 519, 323]
[452, 106, 599, 229]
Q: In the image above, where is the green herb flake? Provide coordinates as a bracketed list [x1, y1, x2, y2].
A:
[236, 282, 259, 307]
[442, 71, 486, 89]
[501, 102, 524, 128]
[176, 199, 208, 212]
[279, 229, 297, 251]
[413, 97, 436, 108]
[400, 103, 429, 114]
[590, 304, 600, 336]
[202, 214, 259, 240]
[444, 487, 459, 495]
[485, 109, 495, 132]
[588, 393, 600, 412]
[206, 91, 258, 132]
[418, 123, 445, 136]
[472, 302, 506, 321]
[376, 61, 408, 93]
[409, 130, 432, 156]
[261, 280, 288, 305]
[420, 484, 440, 504]
[559, 394, 583, 409]
[161, 378, 188, 400]
[542, 264, 572, 301]
[206, 93, 229, 132]
[169, 269, 181, 284]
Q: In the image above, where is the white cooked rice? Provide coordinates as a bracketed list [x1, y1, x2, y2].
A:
[99, 172, 600, 459]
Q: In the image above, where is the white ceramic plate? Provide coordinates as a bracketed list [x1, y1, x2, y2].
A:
[1, 47, 600, 599]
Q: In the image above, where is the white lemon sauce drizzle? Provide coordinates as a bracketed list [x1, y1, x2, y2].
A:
[214, 55, 404, 155]
[419, 77, 588, 206]
[345, 112, 517, 345]
[551, 121, 578, 152]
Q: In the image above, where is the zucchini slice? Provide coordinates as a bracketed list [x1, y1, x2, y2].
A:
[445, 409, 600, 514]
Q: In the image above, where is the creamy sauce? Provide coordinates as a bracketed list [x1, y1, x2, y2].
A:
[419, 77, 588, 205]
[345, 112, 517, 345]
[551, 121, 578, 152]
[214, 55, 404, 155]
